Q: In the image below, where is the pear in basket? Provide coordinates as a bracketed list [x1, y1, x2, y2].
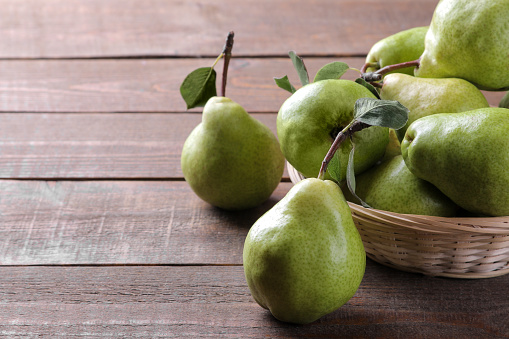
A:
[277, 79, 389, 182]
[364, 26, 427, 76]
[402, 107, 509, 217]
[415, 0, 509, 91]
[344, 155, 459, 216]
[379, 73, 489, 141]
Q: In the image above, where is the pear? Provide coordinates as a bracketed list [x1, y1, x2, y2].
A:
[499, 92, 509, 109]
[401, 108, 509, 216]
[380, 73, 489, 141]
[181, 96, 285, 210]
[380, 128, 401, 162]
[415, 0, 509, 91]
[365, 26, 428, 75]
[345, 155, 459, 216]
[243, 178, 366, 324]
[277, 79, 389, 181]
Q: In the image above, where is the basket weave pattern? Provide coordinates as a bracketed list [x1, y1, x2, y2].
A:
[287, 163, 509, 279]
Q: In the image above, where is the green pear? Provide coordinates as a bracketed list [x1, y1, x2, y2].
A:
[243, 178, 366, 324]
[380, 129, 401, 162]
[499, 92, 509, 109]
[345, 155, 459, 216]
[401, 108, 509, 216]
[365, 26, 428, 75]
[415, 0, 509, 91]
[380, 73, 489, 141]
[277, 79, 389, 181]
[181, 96, 285, 210]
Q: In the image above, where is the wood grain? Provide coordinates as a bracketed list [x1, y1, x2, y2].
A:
[0, 180, 291, 265]
[0, 0, 438, 58]
[0, 113, 284, 179]
[0, 57, 356, 113]
[0, 265, 506, 338]
[0, 58, 504, 114]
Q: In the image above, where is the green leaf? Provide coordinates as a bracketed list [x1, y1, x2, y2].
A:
[327, 153, 342, 183]
[354, 97, 409, 129]
[346, 142, 371, 208]
[274, 75, 297, 94]
[355, 77, 381, 99]
[289, 51, 309, 86]
[499, 91, 509, 108]
[180, 67, 217, 109]
[314, 62, 350, 82]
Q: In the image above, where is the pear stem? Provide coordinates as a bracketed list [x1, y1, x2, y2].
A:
[317, 121, 370, 180]
[360, 62, 378, 74]
[361, 59, 421, 83]
[221, 31, 235, 97]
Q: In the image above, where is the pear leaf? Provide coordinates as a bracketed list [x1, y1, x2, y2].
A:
[346, 142, 371, 208]
[327, 153, 342, 183]
[499, 91, 509, 108]
[274, 75, 297, 94]
[180, 67, 217, 109]
[354, 98, 409, 129]
[289, 51, 309, 86]
[355, 77, 381, 99]
[314, 62, 350, 82]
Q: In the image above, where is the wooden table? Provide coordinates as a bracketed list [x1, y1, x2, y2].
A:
[0, 0, 507, 337]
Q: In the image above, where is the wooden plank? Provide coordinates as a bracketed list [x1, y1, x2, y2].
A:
[0, 113, 286, 179]
[0, 58, 504, 114]
[0, 265, 506, 337]
[0, 180, 292, 265]
[0, 0, 437, 58]
[0, 57, 360, 113]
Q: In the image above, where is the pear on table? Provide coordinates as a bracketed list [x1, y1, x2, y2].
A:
[181, 96, 285, 210]
[401, 107, 509, 217]
[379, 73, 489, 141]
[243, 178, 366, 324]
[277, 79, 389, 181]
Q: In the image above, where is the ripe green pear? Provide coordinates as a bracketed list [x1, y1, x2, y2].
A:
[380, 129, 402, 162]
[277, 80, 389, 181]
[499, 92, 509, 109]
[181, 96, 285, 210]
[243, 178, 366, 324]
[401, 108, 509, 216]
[380, 73, 489, 141]
[345, 155, 459, 216]
[415, 0, 509, 91]
[365, 26, 428, 75]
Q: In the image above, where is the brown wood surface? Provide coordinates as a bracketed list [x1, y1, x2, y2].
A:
[1, 0, 508, 337]
[0, 57, 365, 113]
[0, 58, 502, 113]
[0, 113, 284, 179]
[0, 265, 506, 338]
[0, 180, 290, 265]
[0, 0, 437, 58]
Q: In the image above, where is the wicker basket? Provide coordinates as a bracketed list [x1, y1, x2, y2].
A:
[287, 163, 509, 279]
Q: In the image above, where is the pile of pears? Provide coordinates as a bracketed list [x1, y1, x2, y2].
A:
[182, 0, 509, 326]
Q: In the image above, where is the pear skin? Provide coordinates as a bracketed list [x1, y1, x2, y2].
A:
[243, 178, 366, 324]
[402, 108, 509, 216]
[415, 0, 509, 91]
[380, 73, 489, 141]
[345, 155, 459, 216]
[277, 80, 389, 181]
[181, 97, 285, 210]
[365, 26, 427, 75]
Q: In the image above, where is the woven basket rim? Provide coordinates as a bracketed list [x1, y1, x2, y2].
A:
[286, 162, 509, 235]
